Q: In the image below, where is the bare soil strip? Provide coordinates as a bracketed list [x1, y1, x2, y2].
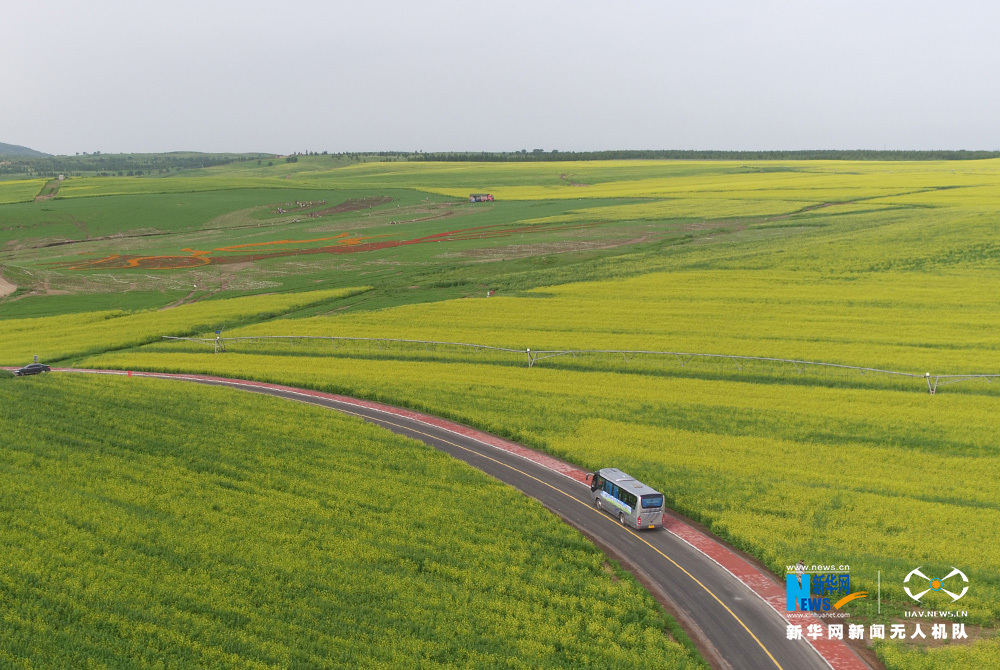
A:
[0, 274, 16, 299]
[34, 179, 63, 201]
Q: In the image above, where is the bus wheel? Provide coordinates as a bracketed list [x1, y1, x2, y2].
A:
[619, 513, 626, 526]
[595, 498, 602, 510]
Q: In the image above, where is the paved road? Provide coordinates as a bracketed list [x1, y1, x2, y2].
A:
[178, 375, 846, 670]
[46, 369, 871, 670]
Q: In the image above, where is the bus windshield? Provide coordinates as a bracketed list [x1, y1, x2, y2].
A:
[641, 495, 663, 509]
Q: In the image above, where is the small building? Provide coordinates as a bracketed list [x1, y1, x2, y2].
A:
[469, 193, 494, 203]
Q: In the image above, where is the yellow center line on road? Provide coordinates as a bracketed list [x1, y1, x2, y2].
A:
[314, 400, 785, 670]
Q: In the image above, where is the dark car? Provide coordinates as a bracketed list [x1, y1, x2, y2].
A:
[14, 363, 51, 376]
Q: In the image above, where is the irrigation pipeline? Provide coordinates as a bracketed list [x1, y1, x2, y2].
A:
[161, 335, 1000, 395]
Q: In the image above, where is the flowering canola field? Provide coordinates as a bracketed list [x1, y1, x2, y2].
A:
[0, 288, 366, 365]
[79, 348, 1000, 668]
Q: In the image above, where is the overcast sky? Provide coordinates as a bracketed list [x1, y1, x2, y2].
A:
[4, 0, 1000, 155]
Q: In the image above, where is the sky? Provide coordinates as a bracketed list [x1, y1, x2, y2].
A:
[3, 0, 1000, 155]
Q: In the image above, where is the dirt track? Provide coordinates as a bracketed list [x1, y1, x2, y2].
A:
[0, 274, 16, 299]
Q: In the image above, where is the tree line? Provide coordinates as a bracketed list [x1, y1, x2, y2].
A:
[411, 149, 1000, 162]
[0, 152, 272, 177]
[6, 148, 1000, 178]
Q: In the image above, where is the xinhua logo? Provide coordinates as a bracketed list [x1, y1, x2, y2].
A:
[904, 567, 969, 603]
[786, 573, 868, 612]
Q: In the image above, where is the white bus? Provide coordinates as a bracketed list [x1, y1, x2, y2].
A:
[588, 468, 664, 530]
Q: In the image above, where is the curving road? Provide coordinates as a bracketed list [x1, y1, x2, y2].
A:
[56, 369, 871, 670]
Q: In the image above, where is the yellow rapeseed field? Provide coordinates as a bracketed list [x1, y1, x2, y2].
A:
[0, 179, 47, 204]
[0, 288, 366, 365]
[219, 269, 1000, 374]
[77, 350, 1000, 632]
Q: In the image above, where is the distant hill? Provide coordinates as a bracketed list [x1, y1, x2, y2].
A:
[0, 142, 49, 157]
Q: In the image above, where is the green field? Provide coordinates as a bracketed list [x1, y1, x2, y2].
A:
[3, 157, 1000, 668]
[5, 155, 996, 321]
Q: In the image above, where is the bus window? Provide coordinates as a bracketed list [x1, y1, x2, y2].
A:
[641, 495, 663, 509]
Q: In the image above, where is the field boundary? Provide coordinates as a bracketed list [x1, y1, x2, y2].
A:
[162, 334, 1000, 394]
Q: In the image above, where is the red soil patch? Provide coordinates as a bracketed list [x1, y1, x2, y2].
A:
[53, 220, 604, 271]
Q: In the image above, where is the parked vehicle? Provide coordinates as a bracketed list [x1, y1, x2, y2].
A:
[14, 363, 51, 376]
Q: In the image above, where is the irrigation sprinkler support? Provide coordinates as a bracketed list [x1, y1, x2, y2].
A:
[528, 350, 573, 365]
[934, 374, 1000, 390]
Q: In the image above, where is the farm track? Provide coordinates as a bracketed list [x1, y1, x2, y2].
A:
[0, 274, 16, 299]
[51, 368, 873, 670]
